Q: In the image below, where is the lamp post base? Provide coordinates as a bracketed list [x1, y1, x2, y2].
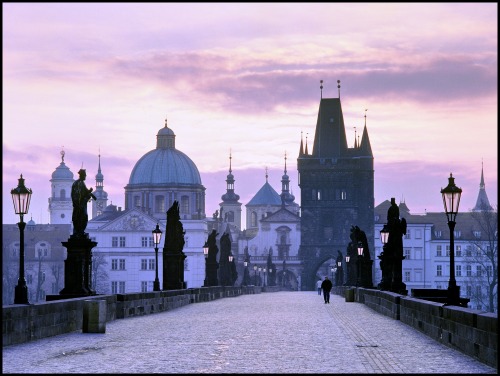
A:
[14, 283, 29, 304]
[447, 284, 460, 306]
[153, 279, 161, 291]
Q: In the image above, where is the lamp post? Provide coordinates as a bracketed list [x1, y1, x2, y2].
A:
[263, 267, 267, 287]
[337, 260, 342, 286]
[11, 174, 32, 304]
[344, 255, 350, 286]
[378, 225, 391, 290]
[357, 242, 363, 287]
[331, 266, 335, 280]
[203, 241, 209, 287]
[242, 259, 248, 286]
[441, 173, 462, 306]
[258, 267, 262, 286]
[253, 265, 257, 285]
[152, 224, 162, 291]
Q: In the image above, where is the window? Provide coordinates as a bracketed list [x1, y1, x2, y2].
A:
[112, 237, 118, 247]
[119, 281, 125, 294]
[466, 265, 472, 277]
[456, 245, 461, 257]
[119, 259, 126, 270]
[434, 230, 442, 238]
[476, 265, 482, 277]
[404, 230, 411, 239]
[141, 281, 148, 292]
[27, 274, 33, 284]
[149, 237, 154, 247]
[436, 245, 442, 257]
[436, 265, 442, 277]
[134, 196, 141, 208]
[155, 195, 165, 213]
[142, 237, 148, 247]
[473, 231, 481, 238]
[111, 281, 118, 294]
[341, 190, 346, 200]
[476, 285, 481, 296]
[486, 265, 492, 275]
[250, 212, 257, 227]
[181, 196, 189, 214]
[404, 249, 411, 260]
[148, 259, 155, 270]
[454, 230, 461, 238]
[445, 246, 450, 257]
[119, 237, 126, 247]
[456, 265, 461, 277]
[415, 229, 422, 239]
[111, 259, 118, 270]
[404, 271, 410, 282]
[141, 259, 147, 270]
[466, 285, 472, 297]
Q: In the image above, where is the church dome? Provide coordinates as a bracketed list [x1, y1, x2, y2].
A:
[51, 151, 74, 180]
[128, 119, 202, 186]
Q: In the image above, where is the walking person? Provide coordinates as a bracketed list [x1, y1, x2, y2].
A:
[316, 278, 323, 295]
[321, 276, 333, 304]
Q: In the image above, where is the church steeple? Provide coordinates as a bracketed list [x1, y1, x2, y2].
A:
[92, 151, 108, 218]
[220, 149, 242, 229]
[473, 161, 493, 211]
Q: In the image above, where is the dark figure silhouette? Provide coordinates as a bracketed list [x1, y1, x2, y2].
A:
[219, 232, 232, 285]
[321, 276, 333, 304]
[71, 169, 96, 237]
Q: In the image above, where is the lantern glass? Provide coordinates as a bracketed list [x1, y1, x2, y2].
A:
[11, 174, 32, 215]
[346, 256, 350, 263]
[337, 261, 342, 267]
[203, 243, 209, 257]
[152, 224, 162, 246]
[441, 173, 462, 222]
[229, 254, 234, 262]
[244, 261, 248, 267]
[254, 265, 257, 271]
[357, 244, 363, 256]
[380, 225, 390, 245]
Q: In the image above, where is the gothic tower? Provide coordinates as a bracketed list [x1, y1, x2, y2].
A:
[92, 152, 108, 218]
[49, 149, 74, 225]
[219, 150, 242, 230]
[297, 81, 374, 290]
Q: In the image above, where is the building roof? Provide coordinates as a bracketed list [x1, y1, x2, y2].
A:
[246, 181, 282, 206]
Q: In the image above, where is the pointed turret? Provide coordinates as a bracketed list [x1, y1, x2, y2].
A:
[473, 162, 493, 211]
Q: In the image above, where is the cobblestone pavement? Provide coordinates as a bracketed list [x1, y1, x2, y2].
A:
[2, 292, 497, 374]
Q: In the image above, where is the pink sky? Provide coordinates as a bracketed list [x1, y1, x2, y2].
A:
[3, 3, 497, 225]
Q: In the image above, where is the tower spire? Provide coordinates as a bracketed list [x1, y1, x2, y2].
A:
[320, 80, 323, 99]
[305, 133, 309, 155]
[337, 80, 341, 99]
[265, 166, 268, 182]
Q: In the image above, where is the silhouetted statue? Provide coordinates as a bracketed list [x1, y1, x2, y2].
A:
[71, 169, 96, 237]
[207, 229, 219, 262]
[165, 201, 185, 253]
[219, 232, 232, 285]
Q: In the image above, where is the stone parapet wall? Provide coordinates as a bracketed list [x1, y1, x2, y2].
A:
[2, 286, 262, 347]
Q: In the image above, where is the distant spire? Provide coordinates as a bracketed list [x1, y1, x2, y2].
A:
[60, 146, 65, 163]
[337, 80, 341, 99]
[364, 109, 368, 127]
[353, 127, 357, 148]
[265, 166, 268, 182]
[164, 116, 168, 128]
[473, 160, 493, 211]
[320, 80, 323, 99]
[284, 151, 288, 175]
[299, 131, 304, 155]
[305, 133, 309, 155]
[229, 148, 232, 174]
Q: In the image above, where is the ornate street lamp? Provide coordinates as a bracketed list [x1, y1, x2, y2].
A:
[11, 174, 32, 304]
[344, 255, 350, 286]
[258, 267, 262, 286]
[441, 173, 462, 306]
[337, 260, 342, 286]
[357, 242, 363, 287]
[378, 224, 391, 290]
[152, 224, 162, 291]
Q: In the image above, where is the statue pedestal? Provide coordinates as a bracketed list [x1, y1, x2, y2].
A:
[163, 252, 187, 290]
[59, 234, 97, 296]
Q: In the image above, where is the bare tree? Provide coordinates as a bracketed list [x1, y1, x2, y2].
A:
[465, 206, 498, 313]
[91, 251, 109, 294]
[51, 263, 63, 294]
